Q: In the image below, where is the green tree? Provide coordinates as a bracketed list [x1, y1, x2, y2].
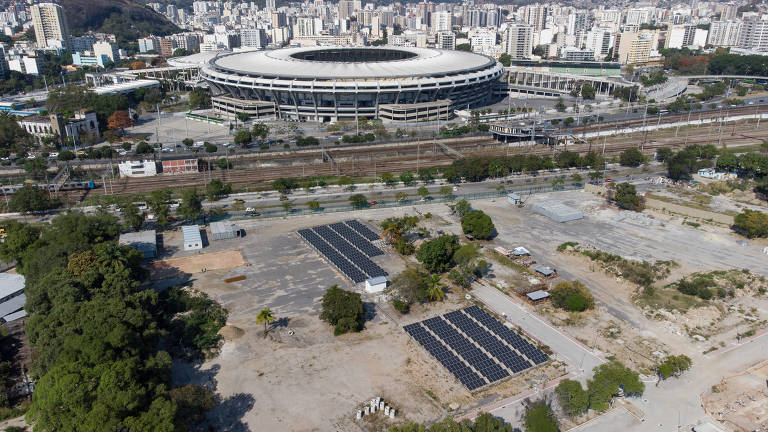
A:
[454, 199, 471, 217]
[9, 184, 57, 213]
[0, 220, 41, 264]
[556, 379, 589, 417]
[135, 141, 153, 154]
[587, 361, 645, 412]
[178, 189, 202, 221]
[281, 201, 293, 213]
[619, 148, 645, 167]
[320, 285, 364, 335]
[417, 185, 429, 199]
[349, 193, 368, 208]
[498, 53, 511, 67]
[121, 202, 145, 231]
[182, 138, 193, 147]
[416, 235, 460, 273]
[395, 191, 408, 202]
[391, 266, 430, 304]
[439, 186, 453, 197]
[611, 182, 643, 211]
[399, 171, 414, 185]
[205, 179, 231, 201]
[524, 401, 559, 432]
[307, 200, 320, 210]
[252, 122, 269, 140]
[426, 274, 445, 301]
[733, 209, 768, 238]
[461, 209, 495, 239]
[256, 308, 275, 337]
[588, 170, 603, 183]
[657, 354, 692, 379]
[418, 167, 435, 182]
[381, 172, 395, 186]
[581, 83, 596, 99]
[24, 158, 48, 179]
[148, 188, 172, 229]
[337, 176, 353, 189]
[442, 166, 460, 183]
[188, 88, 210, 109]
[233, 128, 252, 145]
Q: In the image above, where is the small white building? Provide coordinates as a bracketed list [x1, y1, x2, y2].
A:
[365, 276, 387, 293]
[182, 225, 203, 251]
[118, 160, 157, 177]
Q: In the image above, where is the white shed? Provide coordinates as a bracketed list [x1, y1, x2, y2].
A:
[365, 276, 387, 293]
[182, 225, 203, 251]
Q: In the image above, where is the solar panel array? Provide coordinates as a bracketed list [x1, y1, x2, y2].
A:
[344, 219, 380, 241]
[464, 305, 549, 365]
[404, 306, 549, 390]
[297, 220, 386, 284]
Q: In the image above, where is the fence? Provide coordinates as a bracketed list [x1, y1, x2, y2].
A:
[209, 183, 584, 222]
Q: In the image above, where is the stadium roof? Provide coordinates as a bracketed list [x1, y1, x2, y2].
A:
[209, 46, 498, 79]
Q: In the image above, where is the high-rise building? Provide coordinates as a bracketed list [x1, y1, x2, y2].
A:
[240, 28, 266, 48]
[436, 31, 455, 50]
[159, 38, 176, 57]
[666, 24, 696, 49]
[295, 16, 321, 37]
[138, 36, 159, 53]
[624, 8, 652, 26]
[338, 0, 360, 20]
[707, 20, 741, 47]
[30, 3, 71, 50]
[586, 28, 613, 60]
[265, 0, 276, 11]
[504, 23, 533, 59]
[615, 30, 655, 64]
[431, 11, 452, 32]
[738, 19, 768, 51]
[522, 5, 548, 32]
[93, 40, 118, 62]
[271, 11, 286, 28]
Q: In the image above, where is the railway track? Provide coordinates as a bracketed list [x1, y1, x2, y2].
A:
[105, 125, 768, 196]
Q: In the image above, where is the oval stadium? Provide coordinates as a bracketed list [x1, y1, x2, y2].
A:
[201, 46, 504, 123]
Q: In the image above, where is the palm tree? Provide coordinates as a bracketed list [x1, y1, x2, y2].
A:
[427, 274, 445, 301]
[256, 308, 275, 337]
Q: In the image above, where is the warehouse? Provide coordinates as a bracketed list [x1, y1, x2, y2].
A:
[119, 230, 158, 258]
[182, 225, 204, 251]
[0, 274, 26, 323]
[210, 222, 241, 241]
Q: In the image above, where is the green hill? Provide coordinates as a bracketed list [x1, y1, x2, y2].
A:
[61, 0, 181, 47]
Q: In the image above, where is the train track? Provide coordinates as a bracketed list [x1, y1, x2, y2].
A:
[104, 125, 768, 196]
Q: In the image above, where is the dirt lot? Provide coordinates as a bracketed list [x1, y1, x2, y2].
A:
[147, 249, 245, 280]
[702, 361, 768, 431]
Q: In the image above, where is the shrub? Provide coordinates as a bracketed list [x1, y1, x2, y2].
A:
[392, 299, 410, 314]
[550, 281, 594, 311]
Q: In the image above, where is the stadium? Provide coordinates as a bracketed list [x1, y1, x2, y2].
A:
[200, 46, 504, 123]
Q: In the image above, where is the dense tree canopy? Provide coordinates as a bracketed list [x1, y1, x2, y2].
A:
[320, 285, 364, 335]
[461, 210, 495, 239]
[416, 235, 460, 273]
[733, 209, 768, 238]
[550, 280, 595, 312]
[610, 182, 643, 212]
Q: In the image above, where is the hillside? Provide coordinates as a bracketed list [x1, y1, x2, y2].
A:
[61, 0, 181, 47]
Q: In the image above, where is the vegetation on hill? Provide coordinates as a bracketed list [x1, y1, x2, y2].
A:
[61, 0, 181, 47]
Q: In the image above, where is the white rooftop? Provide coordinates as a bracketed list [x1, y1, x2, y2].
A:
[209, 46, 497, 79]
[92, 79, 160, 95]
[0, 274, 24, 299]
[181, 225, 202, 243]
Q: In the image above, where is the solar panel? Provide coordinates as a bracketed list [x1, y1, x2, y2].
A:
[298, 228, 367, 283]
[329, 222, 383, 257]
[344, 219, 380, 241]
[463, 306, 549, 366]
[313, 225, 388, 279]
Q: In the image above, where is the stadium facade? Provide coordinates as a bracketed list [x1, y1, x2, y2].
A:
[201, 46, 504, 122]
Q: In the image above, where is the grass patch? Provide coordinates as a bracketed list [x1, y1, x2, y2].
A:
[634, 286, 705, 313]
[0, 399, 30, 421]
[556, 241, 579, 252]
[488, 250, 532, 275]
[579, 249, 676, 288]
[684, 221, 701, 228]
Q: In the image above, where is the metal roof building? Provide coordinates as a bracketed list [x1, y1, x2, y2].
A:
[119, 230, 157, 258]
[532, 265, 556, 277]
[210, 222, 241, 241]
[526, 290, 551, 302]
[365, 276, 388, 293]
[182, 225, 203, 251]
[0, 274, 25, 322]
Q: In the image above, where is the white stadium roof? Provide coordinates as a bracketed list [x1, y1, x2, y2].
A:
[208, 47, 498, 79]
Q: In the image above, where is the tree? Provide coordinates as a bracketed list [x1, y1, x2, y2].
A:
[564, 117, 575, 126]
[256, 308, 275, 337]
[337, 176, 353, 189]
[9, 184, 57, 213]
[550, 280, 595, 312]
[148, 188, 172, 229]
[555, 98, 567, 112]
[349, 193, 368, 208]
[658, 354, 692, 379]
[178, 189, 202, 221]
[556, 379, 589, 417]
[399, 171, 414, 185]
[588, 170, 603, 183]
[418, 167, 435, 183]
[107, 110, 133, 134]
[203, 142, 217, 153]
[524, 401, 559, 432]
[135, 141, 153, 154]
[121, 202, 145, 231]
[439, 186, 453, 197]
[58, 150, 75, 161]
[236, 112, 249, 124]
[417, 186, 429, 199]
[233, 128, 252, 146]
[416, 235, 460, 273]
[381, 172, 395, 186]
[320, 285, 364, 335]
[395, 191, 408, 202]
[442, 166, 460, 183]
[252, 122, 269, 140]
[454, 199, 471, 217]
[461, 209, 495, 239]
[281, 201, 293, 213]
[24, 158, 48, 179]
[206, 179, 231, 201]
[581, 83, 596, 99]
[587, 361, 645, 412]
[182, 138, 193, 147]
[426, 274, 445, 301]
[391, 266, 430, 304]
[619, 148, 644, 167]
[656, 147, 673, 162]
[611, 182, 643, 211]
[189, 88, 210, 109]
[498, 53, 511, 67]
[733, 209, 768, 238]
[307, 200, 320, 210]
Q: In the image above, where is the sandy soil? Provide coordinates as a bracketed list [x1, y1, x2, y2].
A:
[702, 361, 768, 431]
[147, 249, 245, 280]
